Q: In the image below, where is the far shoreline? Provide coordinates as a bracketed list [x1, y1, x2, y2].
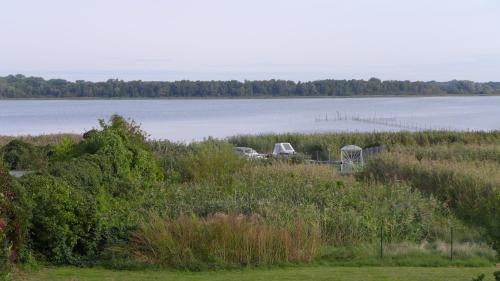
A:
[0, 93, 499, 101]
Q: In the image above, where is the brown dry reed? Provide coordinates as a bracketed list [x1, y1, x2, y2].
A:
[125, 213, 321, 269]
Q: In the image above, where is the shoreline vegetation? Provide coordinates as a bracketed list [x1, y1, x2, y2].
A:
[1, 118, 499, 279]
[1, 74, 500, 99]
[2, 93, 500, 101]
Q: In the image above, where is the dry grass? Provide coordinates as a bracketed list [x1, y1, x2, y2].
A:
[120, 213, 321, 269]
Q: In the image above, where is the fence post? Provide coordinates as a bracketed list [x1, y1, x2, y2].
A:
[380, 224, 384, 259]
[450, 226, 454, 261]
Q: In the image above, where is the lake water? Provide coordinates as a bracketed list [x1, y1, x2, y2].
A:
[0, 97, 499, 142]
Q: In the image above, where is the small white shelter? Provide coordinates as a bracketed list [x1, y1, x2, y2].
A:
[272, 143, 296, 156]
[340, 145, 363, 174]
[8, 170, 31, 179]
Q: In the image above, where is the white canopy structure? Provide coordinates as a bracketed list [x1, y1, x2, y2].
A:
[272, 142, 296, 156]
[340, 145, 363, 174]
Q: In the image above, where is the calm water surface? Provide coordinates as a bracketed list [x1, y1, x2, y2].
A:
[0, 97, 499, 142]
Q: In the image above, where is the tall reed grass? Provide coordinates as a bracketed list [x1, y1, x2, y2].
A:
[396, 144, 500, 164]
[121, 213, 321, 269]
[364, 152, 500, 252]
[161, 162, 461, 247]
[228, 131, 500, 159]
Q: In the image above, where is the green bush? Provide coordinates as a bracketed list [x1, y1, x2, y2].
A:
[493, 271, 500, 281]
[21, 174, 92, 264]
[49, 137, 78, 162]
[0, 162, 31, 267]
[18, 115, 165, 265]
[1, 140, 47, 170]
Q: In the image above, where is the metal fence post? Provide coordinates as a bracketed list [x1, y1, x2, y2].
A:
[380, 224, 384, 259]
[450, 226, 454, 260]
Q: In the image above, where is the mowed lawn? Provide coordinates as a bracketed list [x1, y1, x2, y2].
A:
[17, 266, 499, 281]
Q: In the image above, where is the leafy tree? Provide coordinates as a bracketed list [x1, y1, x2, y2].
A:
[1, 75, 500, 98]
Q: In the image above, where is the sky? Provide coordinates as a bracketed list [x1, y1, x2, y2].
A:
[1, 0, 499, 82]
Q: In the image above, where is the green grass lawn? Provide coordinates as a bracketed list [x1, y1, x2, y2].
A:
[16, 266, 499, 281]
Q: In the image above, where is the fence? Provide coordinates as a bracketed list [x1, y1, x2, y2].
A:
[307, 145, 386, 170]
[363, 145, 387, 162]
[371, 224, 492, 261]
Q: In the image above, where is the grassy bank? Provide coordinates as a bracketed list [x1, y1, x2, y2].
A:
[15, 266, 500, 281]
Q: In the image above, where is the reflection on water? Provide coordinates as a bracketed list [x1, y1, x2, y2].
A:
[0, 97, 499, 142]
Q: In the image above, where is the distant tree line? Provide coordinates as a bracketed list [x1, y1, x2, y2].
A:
[1, 74, 500, 98]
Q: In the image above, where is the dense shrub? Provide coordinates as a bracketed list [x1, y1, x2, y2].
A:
[18, 115, 164, 264]
[21, 175, 93, 264]
[1, 140, 47, 170]
[494, 271, 500, 281]
[0, 163, 31, 266]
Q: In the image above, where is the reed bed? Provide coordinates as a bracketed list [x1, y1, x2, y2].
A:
[395, 144, 500, 164]
[122, 213, 321, 269]
[162, 162, 460, 248]
[364, 152, 500, 251]
[228, 131, 500, 159]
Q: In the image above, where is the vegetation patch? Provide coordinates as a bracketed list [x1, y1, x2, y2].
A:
[114, 213, 320, 270]
[0, 119, 499, 278]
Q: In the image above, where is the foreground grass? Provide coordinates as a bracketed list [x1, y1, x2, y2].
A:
[16, 266, 499, 281]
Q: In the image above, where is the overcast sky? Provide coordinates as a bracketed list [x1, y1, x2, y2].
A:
[1, 0, 499, 82]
